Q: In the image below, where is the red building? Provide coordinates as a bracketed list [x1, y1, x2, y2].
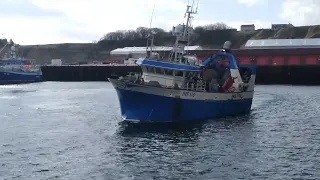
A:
[108, 39, 320, 66]
[195, 38, 320, 66]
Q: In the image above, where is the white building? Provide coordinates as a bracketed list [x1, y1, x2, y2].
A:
[51, 59, 62, 66]
[109, 46, 202, 63]
[110, 46, 202, 56]
[240, 24, 255, 32]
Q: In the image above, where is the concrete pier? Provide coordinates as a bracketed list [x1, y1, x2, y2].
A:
[255, 65, 320, 85]
[41, 64, 141, 81]
[40, 64, 320, 85]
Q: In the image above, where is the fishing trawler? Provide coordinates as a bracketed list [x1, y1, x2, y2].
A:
[109, 3, 257, 122]
[0, 41, 42, 85]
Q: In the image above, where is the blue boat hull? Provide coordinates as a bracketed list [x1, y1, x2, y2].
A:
[0, 71, 42, 85]
[115, 87, 253, 122]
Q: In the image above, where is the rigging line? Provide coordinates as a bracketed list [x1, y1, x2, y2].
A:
[149, 4, 156, 29]
[146, 4, 156, 54]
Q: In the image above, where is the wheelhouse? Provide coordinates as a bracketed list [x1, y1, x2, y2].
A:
[0, 58, 25, 66]
[132, 49, 257, 93]
[0, 58, 41, 73]
[137, 58, 202, 88]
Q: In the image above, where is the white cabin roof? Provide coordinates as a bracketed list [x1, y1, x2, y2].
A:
[111, 46, 202, 55]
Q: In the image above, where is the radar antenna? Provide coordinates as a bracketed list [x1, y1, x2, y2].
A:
[169, 0, 200, 62]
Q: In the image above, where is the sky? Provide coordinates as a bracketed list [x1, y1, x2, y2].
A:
[0, 0, 320, 45]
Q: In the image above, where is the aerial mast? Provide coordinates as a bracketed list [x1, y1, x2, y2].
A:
[146, 5, 156, 58]
[184, 0, 199, 54]
[170, 0, 199, 62]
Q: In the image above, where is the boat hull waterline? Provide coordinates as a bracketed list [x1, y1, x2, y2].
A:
[0, 71, 42, 85]
[109, 78, 254, 122]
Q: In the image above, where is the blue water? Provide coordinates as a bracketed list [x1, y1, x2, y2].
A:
[0, 82, 319, 180]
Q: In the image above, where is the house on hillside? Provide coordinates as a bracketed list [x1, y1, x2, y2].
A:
[240, 24, 255, 32]
[271, 23, 294, 30]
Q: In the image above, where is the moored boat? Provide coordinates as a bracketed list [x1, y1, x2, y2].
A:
[0, 41, 42, 85]
[109, 2, 257, 122]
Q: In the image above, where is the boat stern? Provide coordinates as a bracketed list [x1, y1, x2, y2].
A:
[238, 64, 257, 92]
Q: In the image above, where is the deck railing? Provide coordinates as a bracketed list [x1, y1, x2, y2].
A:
[184, 81, 206, 92]
[119, 73, 208, 92]
[0, 66, 41, 73]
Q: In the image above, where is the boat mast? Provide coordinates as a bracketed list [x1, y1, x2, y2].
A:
[146, 5, 156, 58]
[170, 0, 199, 63]
[185, 0, 199, 54]
[0, 42, 8, 58]
[0, 41, 17, 59]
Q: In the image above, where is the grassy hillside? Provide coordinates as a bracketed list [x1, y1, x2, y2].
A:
[2, 24, 320, 64]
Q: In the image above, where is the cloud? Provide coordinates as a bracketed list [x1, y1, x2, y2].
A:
[0, 0, 64, 18]
[2, 0, 319, 45]
[1, 0, 188, 45]
[279, 0, 320, 26]
[237, 0, 259, 6]
[30, 0, 187, 33]
[0, 0, 86, 45]
[0, 16, 86, 45]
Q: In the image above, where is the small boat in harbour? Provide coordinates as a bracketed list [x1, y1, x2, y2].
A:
[0, 42, 42, 85]
[109, 3, 257, 122]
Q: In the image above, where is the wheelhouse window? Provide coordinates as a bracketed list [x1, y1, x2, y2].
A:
[146, 66, 155, 73]
[174, 71, 183, 77]
[24, 61, 31, 65]
[155, 67, 165, 75]
[185, 71, 196, 78]
[190, 72, 200, 78]
[164, 69, 173, 76]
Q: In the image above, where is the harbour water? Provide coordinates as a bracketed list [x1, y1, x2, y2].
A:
[0, 82, 319, 180]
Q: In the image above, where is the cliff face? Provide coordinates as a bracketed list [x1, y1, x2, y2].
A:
[4, 25, 320, 64]
[17, 43, 96, 65]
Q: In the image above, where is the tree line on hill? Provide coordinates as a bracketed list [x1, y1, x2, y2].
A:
[0, 39, 15, 47]
[100, 23, 233, 41]
[96, 22, 252, 50]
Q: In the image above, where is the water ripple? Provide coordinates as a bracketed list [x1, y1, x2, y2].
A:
[0, 82, 319, 180]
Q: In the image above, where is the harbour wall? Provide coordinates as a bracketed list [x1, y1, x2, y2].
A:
[255, 65, 320, 85]
[41, 65, 140, 82]
[41, 64, 320, 85]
